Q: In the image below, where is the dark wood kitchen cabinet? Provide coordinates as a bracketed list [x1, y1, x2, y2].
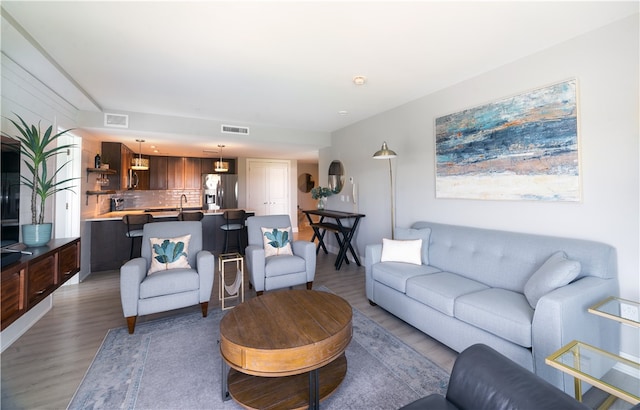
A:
[165, 157, 202, 190]
[1, 238, 80, 330]
[149, 156, 168, 190]
[167, 157, 185, 189]
[184, 157, 202, 189]
[101, 142, 134, 190]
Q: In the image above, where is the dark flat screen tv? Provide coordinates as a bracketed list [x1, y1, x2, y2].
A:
[1, 136, 20, 246]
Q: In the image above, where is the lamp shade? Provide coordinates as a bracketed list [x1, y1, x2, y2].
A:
[373, 142, 397, 159]
[131, 139, 149, 170]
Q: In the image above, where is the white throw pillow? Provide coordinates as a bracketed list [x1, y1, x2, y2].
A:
[381, 238, 422, 265]
[148, 234, 191, 275]
[261, 227, 293, 257]
[395, 227, 431, 265]
[524, 251, 581, 308]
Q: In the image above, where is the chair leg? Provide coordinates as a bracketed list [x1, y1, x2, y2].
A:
[126, 316, 137, 334]
[129, 239, 134, 260]
[201, 301, 209, 317]
[306, 281, 313, 290]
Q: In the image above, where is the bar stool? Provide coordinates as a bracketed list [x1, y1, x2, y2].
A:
[123, 213, 154, 259]
[220, 210, 246, 254]
[178, 211, 204, 221]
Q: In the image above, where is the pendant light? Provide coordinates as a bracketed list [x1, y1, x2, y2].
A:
[131, 139, 149, 170]
[215, 144, 229, 172]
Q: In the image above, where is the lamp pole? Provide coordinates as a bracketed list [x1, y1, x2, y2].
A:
[373, 142, 397, 239]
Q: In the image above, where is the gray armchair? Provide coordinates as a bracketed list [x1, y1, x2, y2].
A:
[245, 215, 316, 295]
[120, 221, 215, 333]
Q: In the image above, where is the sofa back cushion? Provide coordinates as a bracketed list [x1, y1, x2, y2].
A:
[395, 227, 431, 265]
[411, 221, 616, 293]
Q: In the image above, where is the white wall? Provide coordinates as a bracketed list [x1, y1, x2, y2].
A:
[330, 15, 639, 350]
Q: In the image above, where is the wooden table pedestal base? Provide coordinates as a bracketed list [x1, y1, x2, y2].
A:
[227, 354, 347, 410]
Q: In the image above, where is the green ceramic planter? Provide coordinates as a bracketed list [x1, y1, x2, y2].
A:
[22, 223, 52, 247]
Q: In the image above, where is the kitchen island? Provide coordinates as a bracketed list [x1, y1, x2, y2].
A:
[87, 209, 252, 272]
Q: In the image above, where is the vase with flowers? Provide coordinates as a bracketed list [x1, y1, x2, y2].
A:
[311, 186, 333, 210]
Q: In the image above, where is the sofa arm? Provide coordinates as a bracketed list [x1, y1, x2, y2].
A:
[365, 244, 382, 301]
[532, 276, 619, 393]
[120, 257, 148, 317]
[196, 250, 215, 303]
[292, 240, 316, 283]
[446, 344, 588, 410]
[245, 245, 266, 292]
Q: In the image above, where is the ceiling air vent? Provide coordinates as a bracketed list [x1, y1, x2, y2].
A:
[221, 124, 249, 135]
[104, 113, 129, 128]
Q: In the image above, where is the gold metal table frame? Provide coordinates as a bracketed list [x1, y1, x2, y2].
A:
[218, 252, 244, 310]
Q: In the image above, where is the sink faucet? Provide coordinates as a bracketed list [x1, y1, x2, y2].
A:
[180, 194, 187, 213]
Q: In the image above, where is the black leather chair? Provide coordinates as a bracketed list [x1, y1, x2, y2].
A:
[400, 344, 589, 410]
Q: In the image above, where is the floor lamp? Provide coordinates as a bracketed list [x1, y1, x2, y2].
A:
[373, 142, 398, 239]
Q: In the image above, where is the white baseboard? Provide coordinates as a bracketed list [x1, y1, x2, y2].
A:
[0, 296, 52, 353]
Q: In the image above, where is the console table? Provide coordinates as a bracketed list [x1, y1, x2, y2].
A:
[1, 238, 81, 330]
[302, 209, 365, 270]
[546, 296, 640, 409]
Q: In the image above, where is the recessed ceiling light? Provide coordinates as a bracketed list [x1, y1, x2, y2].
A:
[338, 110, 349, 115]
[353, 76, 367, 85]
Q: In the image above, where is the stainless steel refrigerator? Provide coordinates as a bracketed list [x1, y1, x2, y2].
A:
[202, 174, 238, 210]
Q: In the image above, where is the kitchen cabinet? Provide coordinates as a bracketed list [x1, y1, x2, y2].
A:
[167, 157, 185, 189]
[165, 157, 202, 190]
[101, 142, 134, 190]
[1, 238, 80, 330]
[184, 157, 202, 189]
[149, 156, 168, 190]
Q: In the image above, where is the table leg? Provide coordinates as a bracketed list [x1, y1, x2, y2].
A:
[309, 368, 320, 410]
[221, 357, 230, 401]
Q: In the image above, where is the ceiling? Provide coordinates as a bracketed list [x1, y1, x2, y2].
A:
[1, 1, 637, 161]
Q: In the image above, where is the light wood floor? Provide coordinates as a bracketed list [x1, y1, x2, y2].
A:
[1, 228, 457, 409]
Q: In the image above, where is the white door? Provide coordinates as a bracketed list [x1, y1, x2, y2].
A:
[54, 131, 81, 238]
[247, 160, 289, 216]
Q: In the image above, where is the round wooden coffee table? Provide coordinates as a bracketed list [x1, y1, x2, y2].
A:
[219, 289, 352, 409]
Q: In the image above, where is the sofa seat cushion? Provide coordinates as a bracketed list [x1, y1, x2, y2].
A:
[406, 272, 489, 317]
[265, 255, 306, 277]
[372, 262, 440, 293]
[455, 288, 534, 348]
[140, 268, 199, 299]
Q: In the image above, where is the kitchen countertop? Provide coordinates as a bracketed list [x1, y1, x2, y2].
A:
[85, 208, 250, 222]
[87, 209, 220, 222]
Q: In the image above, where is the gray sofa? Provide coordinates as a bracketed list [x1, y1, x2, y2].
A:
[365, 221, 619, 394]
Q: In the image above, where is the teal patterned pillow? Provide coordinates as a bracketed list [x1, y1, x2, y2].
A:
[147, 234, 191, 275]
[261, 227, 293, 257]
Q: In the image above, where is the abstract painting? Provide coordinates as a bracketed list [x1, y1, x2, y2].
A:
[435, 79, 580, 201]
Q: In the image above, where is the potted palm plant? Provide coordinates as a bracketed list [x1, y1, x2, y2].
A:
[3, 114, 77, 246]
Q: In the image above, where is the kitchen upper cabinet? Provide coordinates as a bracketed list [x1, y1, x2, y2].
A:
[165, 157, 202, 190]
[167, 157, 185, 189]
[149, 156, 168, 190]
[184, 157, 202, 189]
[101, 142, 134, 190]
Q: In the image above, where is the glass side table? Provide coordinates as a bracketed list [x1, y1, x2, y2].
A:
[588, 296, 640, 328]
[218, 252, 244, 310]
[545, 340, 640, 407]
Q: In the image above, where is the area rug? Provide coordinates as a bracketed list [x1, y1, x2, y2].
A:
[68, 289, 448, 410]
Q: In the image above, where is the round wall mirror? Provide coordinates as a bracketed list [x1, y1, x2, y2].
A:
[298, 173, 315, 193]
[328, 160, 345, 194]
